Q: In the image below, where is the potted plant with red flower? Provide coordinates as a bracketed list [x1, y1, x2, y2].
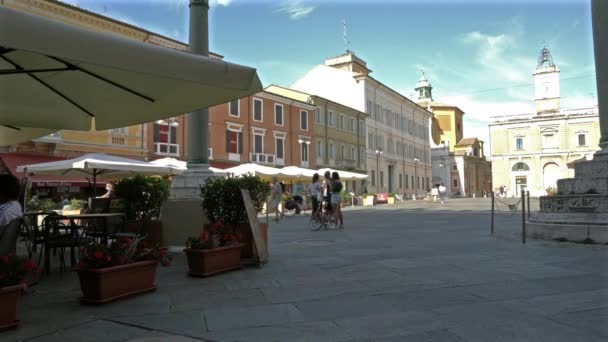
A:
[76, 237, 171, 304]
[184, 221, 243, 277]
[199, 175, 270, 259]
[0, 254, 40, 330]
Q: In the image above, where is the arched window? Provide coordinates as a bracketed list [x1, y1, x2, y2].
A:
[512, 162, 530, 172]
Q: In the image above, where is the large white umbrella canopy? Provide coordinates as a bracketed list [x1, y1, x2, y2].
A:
[150, 157, 226, 174]
[279, 166, 317, 179]
[223, 163, 282, 179]
[0, 6, 262, 144]
[16, 153, 182, 189]
[318, 168, 368, 181]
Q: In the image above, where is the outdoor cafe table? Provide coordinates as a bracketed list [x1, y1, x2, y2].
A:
[43, 213, 124, 275]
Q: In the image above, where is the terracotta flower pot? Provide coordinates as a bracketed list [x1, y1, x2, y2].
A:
[204, 224, 268, 260]
[0, 284, 26, 331]
[185, 243, 243, 277]
[76, 260, 158, 304]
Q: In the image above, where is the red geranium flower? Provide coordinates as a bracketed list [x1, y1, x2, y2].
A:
[0, 255, 8, 263]
[24, 259, 35, 271]
[94, 251, 104, 259]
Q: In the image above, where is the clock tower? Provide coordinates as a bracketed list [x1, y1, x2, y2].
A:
[533, 46, 560, 114]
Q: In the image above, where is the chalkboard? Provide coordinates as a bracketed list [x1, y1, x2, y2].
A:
[240, 189, 268, 265]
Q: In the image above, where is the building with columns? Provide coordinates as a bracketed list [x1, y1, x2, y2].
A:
[489, 47, 600, 197]
[415, 72, 491, 197]
[292, 51, 433, 197]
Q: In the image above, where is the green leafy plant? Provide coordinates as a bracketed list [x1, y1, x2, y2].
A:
[0, 254, 41, 287]
[388, 192, 396, 197]
[78, 237, 171, 269]
[27, 197, 55, 211]
[200, 175, 270, 225]
[68, 198, 82, 210]
[113, 175, 170, 222]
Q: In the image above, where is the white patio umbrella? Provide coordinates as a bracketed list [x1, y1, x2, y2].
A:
[318, 168, 368, 181]
[223, 163, 282, 179]
[0, 7, 262, 144]
[150, 157, 226, 174]
[279, 166, 317, 179]
[17, 153, 183, 195]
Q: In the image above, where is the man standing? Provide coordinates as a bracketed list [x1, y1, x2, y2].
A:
[439, 183, 447, 204]
[0, 174, 23, 226]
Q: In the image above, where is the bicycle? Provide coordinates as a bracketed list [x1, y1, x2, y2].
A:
[283, 194, 308, 217]
[309, 200, 338, 231]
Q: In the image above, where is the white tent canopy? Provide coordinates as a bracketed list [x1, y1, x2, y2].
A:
[150, 157, 226, 174]
[0, 6, 262, 145]
[318, 168, 368, 181]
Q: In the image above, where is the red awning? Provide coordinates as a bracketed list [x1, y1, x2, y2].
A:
[210, 161, 240, 169]
[0, 153, 105, 187]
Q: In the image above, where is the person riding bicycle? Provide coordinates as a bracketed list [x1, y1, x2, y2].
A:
[309, 173, 321, 216]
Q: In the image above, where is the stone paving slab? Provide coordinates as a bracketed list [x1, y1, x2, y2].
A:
[27, 320, 147, 342]
[333, 311, 449, 340]
[201, 321, 352, 342]
[203, 303, 305, 331]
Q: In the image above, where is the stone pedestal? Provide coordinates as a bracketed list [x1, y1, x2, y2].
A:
[530, 159, 608, 243]
[162, 165, 215, 247]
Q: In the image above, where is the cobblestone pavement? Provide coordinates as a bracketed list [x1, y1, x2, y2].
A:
[5, 198, 608, 341]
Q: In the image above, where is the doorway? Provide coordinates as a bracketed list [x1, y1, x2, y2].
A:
[515, 176, 527, 195]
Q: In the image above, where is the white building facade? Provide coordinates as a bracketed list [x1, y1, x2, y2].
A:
[292, 51, 433, 197]
[489, 47, 601, 197]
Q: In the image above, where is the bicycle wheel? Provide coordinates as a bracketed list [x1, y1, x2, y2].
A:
[309, 210, 322, 231]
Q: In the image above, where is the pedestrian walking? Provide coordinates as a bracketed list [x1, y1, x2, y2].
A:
[439, 183, 447, 204]
[431, 185, 439, 203]
[269, 176, 283, 222]
[330, 171, 344, 228]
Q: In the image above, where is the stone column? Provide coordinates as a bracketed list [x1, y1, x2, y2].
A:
[592, 0, 608, 158]
[170, 0, 214, 200]
[162, 0, 213, 246]
[187, 0, 210, 167]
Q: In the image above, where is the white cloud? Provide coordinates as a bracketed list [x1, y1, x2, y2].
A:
[210, 0, 233, 6]
[278, 0, 316, 19]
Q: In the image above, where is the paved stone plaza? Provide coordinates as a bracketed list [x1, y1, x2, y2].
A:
[4, 198, 608, 341]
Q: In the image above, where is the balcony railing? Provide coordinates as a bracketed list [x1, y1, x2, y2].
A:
[228, 153, 241, 162]
[249, 153, 275, 165]
[111, 135, 127, 146]
[301, 160, 309, 168]
[336, 158, 356, 169]
[154, 142, 180, 156]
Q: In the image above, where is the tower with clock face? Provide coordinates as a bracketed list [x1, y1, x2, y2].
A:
[533, 46, 561, 114]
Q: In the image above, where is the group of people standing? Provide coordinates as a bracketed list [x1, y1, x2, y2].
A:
[268, 171, 344, 229]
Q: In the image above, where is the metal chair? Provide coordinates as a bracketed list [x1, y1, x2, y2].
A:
[42, 214, 83, 274]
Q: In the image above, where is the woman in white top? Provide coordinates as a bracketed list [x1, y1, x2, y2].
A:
[309, 173, 321, 215]
[431, 186, 439, 203]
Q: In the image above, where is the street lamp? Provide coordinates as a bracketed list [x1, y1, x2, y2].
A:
[414, 157, 420, 199]
[375, 149, 383, 192]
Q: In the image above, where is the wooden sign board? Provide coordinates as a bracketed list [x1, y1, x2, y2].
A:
[240, 189, 268, 265]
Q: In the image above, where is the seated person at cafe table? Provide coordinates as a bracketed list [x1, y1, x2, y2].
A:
[0, 174, 23, 226]
[98, 183, 114, 199]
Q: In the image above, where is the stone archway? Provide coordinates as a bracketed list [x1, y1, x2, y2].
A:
[543, 162, 561, 191]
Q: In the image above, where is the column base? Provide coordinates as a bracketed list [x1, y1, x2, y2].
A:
[170, 163, 216, 200]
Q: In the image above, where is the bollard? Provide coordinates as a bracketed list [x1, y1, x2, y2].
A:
[521, 189, 526, 244]
[527, 190, 531, 219]
[491, 192, 495, 236]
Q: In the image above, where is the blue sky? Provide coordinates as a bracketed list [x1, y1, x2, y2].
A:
[62, 0, 597, 147]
